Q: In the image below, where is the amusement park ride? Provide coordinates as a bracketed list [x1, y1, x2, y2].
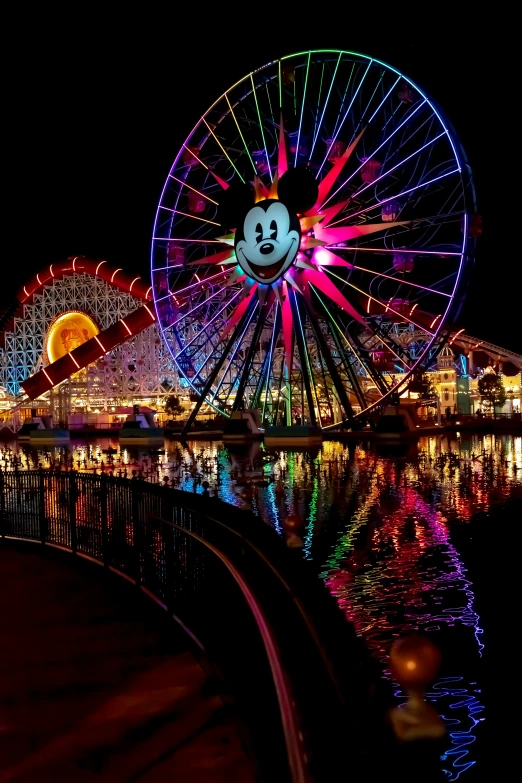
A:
[1, 50, 521, 436]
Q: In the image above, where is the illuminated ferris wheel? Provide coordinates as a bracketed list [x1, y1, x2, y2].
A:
[151, 49, 478, 429]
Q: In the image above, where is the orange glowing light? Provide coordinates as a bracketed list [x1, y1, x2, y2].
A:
[94, 335, 106, 353]
[120, 318, 133, 336]
[143, 303, 156, 321]
[46, 311, 99, 365]
[450, 328, 465, 345]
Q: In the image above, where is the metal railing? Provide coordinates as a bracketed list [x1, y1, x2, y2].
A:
[0, 469, 390, 781]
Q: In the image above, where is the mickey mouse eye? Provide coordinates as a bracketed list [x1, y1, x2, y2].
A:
[270, 220, 278, 240]
[255, 222, 263, 243]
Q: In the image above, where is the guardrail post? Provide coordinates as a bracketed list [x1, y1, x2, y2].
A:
[131, 477, 142, 584]
[0, 469, 5, 538]
[100, 473, 109, 566]
[69, 471, 77, 553]
[39, 468, 47, 544]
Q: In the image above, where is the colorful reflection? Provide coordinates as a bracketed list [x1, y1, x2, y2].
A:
[2, 432, 521, 780]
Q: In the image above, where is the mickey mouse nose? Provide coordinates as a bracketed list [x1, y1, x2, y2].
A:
[260, 242, 274, 255]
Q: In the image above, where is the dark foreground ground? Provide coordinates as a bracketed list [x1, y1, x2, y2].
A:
[0, 545, 257, 782]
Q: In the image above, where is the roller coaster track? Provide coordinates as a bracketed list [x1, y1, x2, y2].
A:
[451, 333, 522, 370]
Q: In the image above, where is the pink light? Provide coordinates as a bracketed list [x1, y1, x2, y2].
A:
[143, 303, 156, 321]
[95, 260, 107, 275]
[42, 368, 53, 385]
[450, 328, 465, 345]
[120, 318, 133, 336]
[129, 276, 141, 292]
[36, 274, 42, 285]
[145, 286, 152, 299]
[111, 268, 123, 283]
[410, 303, 418, 316]
[94, 335, 106, 353]
[314, 248, 330, 264]
[430, 314, 442, 329]
[49, 264, 54, 277]
[69, 353, 80, 369]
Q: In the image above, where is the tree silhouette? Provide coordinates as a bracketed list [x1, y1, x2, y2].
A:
[164, 394, 185, 418]
[477, 371, 506, 416]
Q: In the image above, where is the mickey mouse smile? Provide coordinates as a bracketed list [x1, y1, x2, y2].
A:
[234, 199, 301, 285]
[237, 241, 298, 281]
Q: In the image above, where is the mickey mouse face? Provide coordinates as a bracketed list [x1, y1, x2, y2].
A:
[234, 199, 301, 284]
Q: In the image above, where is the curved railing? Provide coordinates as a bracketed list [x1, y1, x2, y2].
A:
[0, 469, 398, 781]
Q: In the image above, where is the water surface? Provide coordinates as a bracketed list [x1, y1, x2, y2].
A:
[2, 432, 520, 780]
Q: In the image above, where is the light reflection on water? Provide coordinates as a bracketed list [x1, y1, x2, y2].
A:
[2, 432, 521, 779]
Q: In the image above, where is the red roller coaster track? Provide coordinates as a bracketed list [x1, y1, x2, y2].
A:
[14, 256, 157, 401]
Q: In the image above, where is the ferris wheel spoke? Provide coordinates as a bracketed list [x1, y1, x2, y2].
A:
[155, 270, 230, 305]
[322, 268, 435, 338]
[180, 296, 257, 435]
[322, 304, 391, 398]
[348, 265, 453, 298]
[201, 118, 246, 184]
[309, 52, 343, 161]
[209, 302, 259, 405]
[231, 295, 269, 412]
[323, 97, 428, 207]
[299, 292, 356, 422]
[224, 92, 258, 180]
[258, 301, 281, 421]
[344, 169, 462, 227]
[163, 289, 242, 336]
[349, 131, 447, 204]
[335, 247, 461, 259]
[310, 284, 396, 391]
[288, 289, 319, 426]
[153, 237, 223, 245]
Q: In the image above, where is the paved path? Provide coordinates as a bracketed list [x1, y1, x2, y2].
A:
[0, 545, 258, 782]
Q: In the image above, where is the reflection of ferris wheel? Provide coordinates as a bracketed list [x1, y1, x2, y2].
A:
[151, 50, 478, 429]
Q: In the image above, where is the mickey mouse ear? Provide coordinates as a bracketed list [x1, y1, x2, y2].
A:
[277, 166, 319, 214]
[216, 181, 255, 230]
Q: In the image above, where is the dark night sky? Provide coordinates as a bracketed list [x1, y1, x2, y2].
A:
[5, 19, 519, 354]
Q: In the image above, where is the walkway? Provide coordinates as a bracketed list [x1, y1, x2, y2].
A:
[0, 545, 258, 782]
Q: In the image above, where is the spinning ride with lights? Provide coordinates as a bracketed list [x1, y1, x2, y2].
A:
[152, 50, 478, 430]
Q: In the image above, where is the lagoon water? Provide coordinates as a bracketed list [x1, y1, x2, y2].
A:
[2, 431, 521, 780]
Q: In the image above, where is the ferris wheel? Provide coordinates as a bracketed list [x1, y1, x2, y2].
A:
[151, 50, 477, 429]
